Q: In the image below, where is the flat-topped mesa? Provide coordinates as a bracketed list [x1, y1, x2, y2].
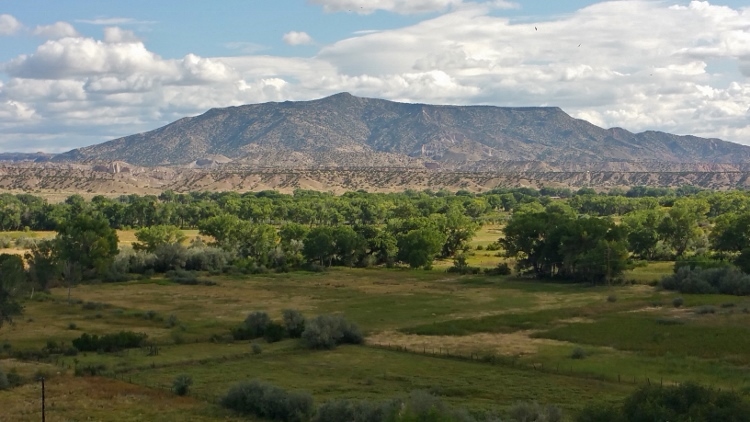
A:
[51, 93, 750, 167]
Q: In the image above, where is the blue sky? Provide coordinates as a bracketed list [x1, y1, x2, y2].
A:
[0, 0, 749, 153]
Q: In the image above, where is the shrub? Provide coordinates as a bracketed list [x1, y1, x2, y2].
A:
[491, 262, 512, 276]
[264, 322, 286, 343]
[166, 269, 217, 286]
[11, 349, 49, 361]
[0, 237, 12, 248]
[301, 314, 363, 350]
[68, 322, 78, 330]
[231, 311, 273, 340]
[251, 342, 263, 355]
[75, 363, 107, 377]
[577, 382, 750, 422]
[81, 301, 108, 311]
[282, 309, 306, 338]
[151, 243, 189, 272]
[314, 398, 402, 422]
[607, 295, 617, 303]
[509, 401, 563, 422]
[5, 368, 22, 388]
[71, 331, 147, 353]
[571, 347, 587, 360]
[185, 246, 232, 272]
[661, 266, 750, 296]
[674, 254, 727, 272]
[0, 369, 9, 390]
[166, 314, 179, 328]
[694, 305, 717, 315]
[14, 236, 38, 249]
[672, 297, 684, 308]
[172, 374, 193, 396]
[654, 318, 685, 326]
[221, 379, 314, 422]
[447, 255, 481, 275]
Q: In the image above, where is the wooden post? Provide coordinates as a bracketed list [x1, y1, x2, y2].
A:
[41, 377, 45, 422]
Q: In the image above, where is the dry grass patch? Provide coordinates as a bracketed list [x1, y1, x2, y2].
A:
[58, 281, 318, 323]
[0, 375, 240, 422]
[367, 330, 572, 357]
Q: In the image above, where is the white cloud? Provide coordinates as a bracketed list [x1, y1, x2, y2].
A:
[33, 22, 80, 39]
[224, 42, 268, 54]
[282, 31, 315, 46]
[103, 27, 141, 43]
[75, 17, 156, 26]
[309, 0, 463, 15]
[0, 14, 23, 36]
[4, 37, 173, 79]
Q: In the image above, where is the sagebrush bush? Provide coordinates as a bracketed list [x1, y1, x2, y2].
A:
[166, 269, 217, 286]
[172, 374, 193, 396]
[672, 297, 684, 308]
[71, 331, 147, 353]
[251, 342, 262, 355]
[661, 266, 750, 296]
[301, 314, 363, 350]
[74, 363, 107, 377]
[0, 369, 9, 390]
[571, 347, 587, 360]
[152, 243, 189, 272]
[508, 401, 563, 422]
[282, 309, 306, 338]
[0, 237, 12, 248]
[576, 382, 750, 422]
[221, 379, 314, 422]
[232, 311, 272, 340]
[185, 246, 232, 272]
[694, 305, 717, 315]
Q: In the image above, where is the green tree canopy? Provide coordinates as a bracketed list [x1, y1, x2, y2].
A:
[56, 212, 119, 279]
[133, 225, 186, 252]
[0, 254, 26, 328]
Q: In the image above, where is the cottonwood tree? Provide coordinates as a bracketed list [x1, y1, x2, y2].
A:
[0, 254, 26, 328]
[133, 225, 186, 252]
[55, 212, 119, 280]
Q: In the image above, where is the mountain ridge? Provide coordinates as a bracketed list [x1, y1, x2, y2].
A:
[52, 93, 750, 167]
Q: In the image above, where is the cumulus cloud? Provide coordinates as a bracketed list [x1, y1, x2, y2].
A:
[4, 37, 173, 79]
[103, 26, 141, 43]
[0, 14, 23, 36]
[33, 22, 80, 39]
[309, 0, 463, 15]
[283, 31, 314, 46]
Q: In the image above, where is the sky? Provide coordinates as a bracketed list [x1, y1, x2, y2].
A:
[0, 0, 749, 153]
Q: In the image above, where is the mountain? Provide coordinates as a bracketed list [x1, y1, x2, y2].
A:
[0, 152, 56, 163]
[52, 93, 750, 167]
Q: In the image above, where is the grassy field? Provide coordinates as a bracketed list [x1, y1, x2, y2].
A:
[3, 227, 750, 421]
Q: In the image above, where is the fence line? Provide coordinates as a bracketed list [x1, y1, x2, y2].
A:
[367, 343, 668, 387]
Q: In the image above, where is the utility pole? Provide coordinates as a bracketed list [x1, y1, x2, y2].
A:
[40, 376, 46, 422]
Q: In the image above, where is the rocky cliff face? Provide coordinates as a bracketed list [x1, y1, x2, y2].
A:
[53, 93, 750, 167]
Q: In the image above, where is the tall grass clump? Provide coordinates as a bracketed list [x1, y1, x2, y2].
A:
[172, 374, 193, 396]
